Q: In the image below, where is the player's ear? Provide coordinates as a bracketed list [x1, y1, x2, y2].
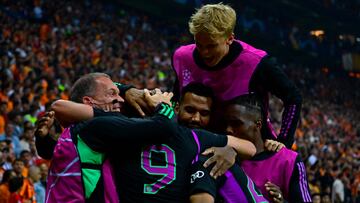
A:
[174, 103, 180, 114]
[226, 33, 234, 45]
[83, 96, 92, 106]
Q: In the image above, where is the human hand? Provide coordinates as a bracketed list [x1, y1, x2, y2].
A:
[265, 181, 284, 203]
[144, 88, 173, 110]
[125, 88, 152, 117]
[264, 139, 285, 152]
[35, 111, 55, 138]
[202, 146, 237, 179]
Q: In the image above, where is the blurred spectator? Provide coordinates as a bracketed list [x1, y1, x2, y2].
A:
[1, 124, 21, 157]
[332, 171, 345, 203]
[0, 101, 8, 137]
[38, 163, 48, 189]
[322, 192, 332, 203]
[312, 193, 321, 203]
[12, 159, 26, 178]
[7, 111, 23, 138]
[0, 169, 16, 203]
[0, 140, 14, 173]
[8, 176, 24, 203]
[11, 159, 35, 203]
[28, 166, 45, 203]
[19, 127, 35, 154]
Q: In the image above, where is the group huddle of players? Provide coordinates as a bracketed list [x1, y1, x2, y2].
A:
[34, 3, 311, 203]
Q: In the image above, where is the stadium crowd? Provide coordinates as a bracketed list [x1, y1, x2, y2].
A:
[0, 0, 359, 202]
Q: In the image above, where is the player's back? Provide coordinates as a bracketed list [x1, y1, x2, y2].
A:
[110, 125, 227, 203]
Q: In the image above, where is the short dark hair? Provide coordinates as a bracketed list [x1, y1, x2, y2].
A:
[69, 73, 110, 103]
[13, 158, 25, 164]
[20, 150, 31, 157]
[226, 93, 263, 118]
[181, 83, 215, 102]
[8, 176, 24, 192]
[226, 93, 266, 139]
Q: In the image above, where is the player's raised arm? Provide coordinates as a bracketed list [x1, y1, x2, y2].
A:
[201, 136, 256, 178]
[51, 99, 95, 127]
[75, 89, 174, 147]
[226, 136, 256, 160]
[35, 111, 57, 159]
[52, 88, 173, 127]
[78, 102, 176, 151]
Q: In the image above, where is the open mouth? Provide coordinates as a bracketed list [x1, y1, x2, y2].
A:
[112, 103, 122, 112]
[203, 57, 216, 66]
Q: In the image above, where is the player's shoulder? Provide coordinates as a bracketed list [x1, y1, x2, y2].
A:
[276, 147, 299, 163]
[173, 126, 209, 143]
[171, 124, 188, 134]
[237, 40, 267, 58]
[174, 44, 196, 56]
[191, 128, 213, 136]
[278, 147, 298, 156]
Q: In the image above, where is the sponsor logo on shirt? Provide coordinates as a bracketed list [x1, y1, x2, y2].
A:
[190, 170, 204, 183]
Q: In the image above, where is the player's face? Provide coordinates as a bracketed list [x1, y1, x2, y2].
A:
[223, 104, 260, 143]
[177, 92, 212, 129]
[91, 77, 124, 112]
[194, 32, 234, 67]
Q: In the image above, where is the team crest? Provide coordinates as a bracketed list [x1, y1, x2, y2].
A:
[182, 69, 191, 81]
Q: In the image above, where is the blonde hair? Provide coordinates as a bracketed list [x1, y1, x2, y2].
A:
[189, 3, 236, 39]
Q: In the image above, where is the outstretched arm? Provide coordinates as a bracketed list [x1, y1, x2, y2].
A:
[51, 88, 173, 127]
[78, 103, 176, 152]
[201, 137, 256, 179]
[193, 129, 256, 178]
[251, 58, 302, 148]
[226, 136, 256, 160]
[51, 100, 94, 127]
[204, 136, 255, 178]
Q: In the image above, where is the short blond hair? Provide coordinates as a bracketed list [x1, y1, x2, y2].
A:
[189, 3, 236, 39]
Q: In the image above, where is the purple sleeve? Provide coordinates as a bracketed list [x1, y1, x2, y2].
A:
[288, 155, 312, 202]
[250, 57, 302, 148]
[192, 129, 228, 153]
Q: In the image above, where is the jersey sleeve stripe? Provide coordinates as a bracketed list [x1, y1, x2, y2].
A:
[191, 130, 200, 164]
